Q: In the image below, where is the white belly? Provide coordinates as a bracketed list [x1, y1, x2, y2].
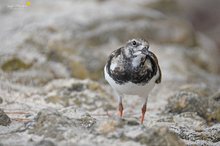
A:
[104, 66, 157, 97]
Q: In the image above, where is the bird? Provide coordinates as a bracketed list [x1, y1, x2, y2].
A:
[104, 38, 161, 124]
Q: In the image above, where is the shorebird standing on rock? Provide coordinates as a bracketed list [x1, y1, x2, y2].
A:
[104, 39, 162, 124]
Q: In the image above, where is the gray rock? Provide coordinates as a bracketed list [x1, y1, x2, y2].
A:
[35, 140, 57, 146]
[0, 109, 11, 126]
[133, 127, 186, 146]
[0, 56, 70, 86]
[97, 118, 186, 146]
[29, 108, 97, 141]
[1, 57, 32, 72]
[29, 108, 77, 140]
[76, 113, 96, 129]
[44, 79, 115, 111]
[165, 85, 220, 123]
[169, 123, 220, 145]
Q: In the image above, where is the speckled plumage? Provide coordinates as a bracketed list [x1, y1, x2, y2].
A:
[106, 39, 161, 86]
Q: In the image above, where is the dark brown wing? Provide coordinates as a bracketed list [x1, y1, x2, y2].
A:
[106, 47, 130, 84]
[106, 48, 122, 66]
[148, 51, 162, 84]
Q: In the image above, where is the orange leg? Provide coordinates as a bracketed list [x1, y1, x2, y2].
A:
[118, 102, 124, 117]
[140, 103, 147, 124]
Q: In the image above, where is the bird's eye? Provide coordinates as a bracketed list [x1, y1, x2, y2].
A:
[132, 41, 136, 46]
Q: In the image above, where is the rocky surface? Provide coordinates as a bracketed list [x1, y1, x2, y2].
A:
[0, 109, 11, 126]
[166, 85, 220, 123]
[0, 0, 220, 146]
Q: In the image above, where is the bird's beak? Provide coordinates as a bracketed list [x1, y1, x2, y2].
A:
[141, 47, 149, 55]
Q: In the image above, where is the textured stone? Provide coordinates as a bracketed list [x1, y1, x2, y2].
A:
[29, 108, 77, 140]
[35, 140, 57, 146]
[166, 85, 220, 123]
[0, 109, 11, 126]
[44, 79, 115, 111]
[1, 58, 32, 72]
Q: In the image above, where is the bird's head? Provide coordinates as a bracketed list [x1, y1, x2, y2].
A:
[123, 38, 149, 58]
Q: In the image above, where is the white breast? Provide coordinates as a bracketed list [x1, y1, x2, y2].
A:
[104, 65, 158, 97]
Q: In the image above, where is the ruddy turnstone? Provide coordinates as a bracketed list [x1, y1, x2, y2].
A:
[104, 39, 161, 124]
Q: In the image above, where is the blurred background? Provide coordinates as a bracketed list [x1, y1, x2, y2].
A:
[0, 0, 219, 85]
